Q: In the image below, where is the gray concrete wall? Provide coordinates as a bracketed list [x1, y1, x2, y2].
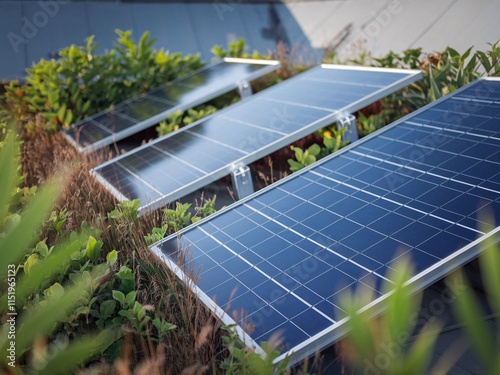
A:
[1, 1, 499, 80]
[287, 0, 500, 60]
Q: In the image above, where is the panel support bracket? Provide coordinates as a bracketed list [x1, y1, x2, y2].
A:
[237, 80, 253, 99]
[336, 113, 358, 144]
[231, 164, 254, 200]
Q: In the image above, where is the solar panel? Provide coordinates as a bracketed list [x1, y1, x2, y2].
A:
[63, 58, 281, 153]
[150, 77, 500, 366]
[92, 65, 422, 214]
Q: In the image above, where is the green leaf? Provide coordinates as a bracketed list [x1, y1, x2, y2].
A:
[155, 50, 168, 65]
[307, 143, 321, 157]
[112, 290, 125, 306]
[42, 112, 58, 120]
[0, 132, 18, 221]
[47, 90, 58, 108]
[33, 330, 118, 375]
[35, 241, 49, 258]
[23, 254, 39, 275]
[477, 51, 492, 73]
[294, 147, 304, 161]
[287, 159, 303, 172]
[428, 66, 442, 102]
[451, 270, 497, 371]
[134, 301, 145, 320]
[1, 271, 98, 358]
[448, 47, 460, 59]
[383, 258, 417, 341]
[100, 300, 116, 319]
[404, 320, 443, 374]
[465, 55, 478, 75]
[481, 245, 500, 316]
[304, 154, 316, 166]
[461, 46, 473, 62]
[106, 250, 118, 266]
[44, 282, 65, 300]
[82, 100, 91, 114]
[117, 265, 135, 293]
[12, 235, 84, 309]
[340, 291, 375, 361]
[68, 44, 79, 60]
[125, 291, 136, 306]
[64, 109, 73, 126]
[57, 104, 67, 122]
[85, 236, 98, 262]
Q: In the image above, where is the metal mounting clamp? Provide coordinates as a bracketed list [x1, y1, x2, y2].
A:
[237, 80, 253, 99]
[231, 163, 254, 200]
[336, 113, 358, 143]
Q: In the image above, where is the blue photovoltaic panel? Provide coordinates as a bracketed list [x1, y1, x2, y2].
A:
[63, 58, 280, 153]
[92, 65, 422, 214]
[150, 78, 500, 365]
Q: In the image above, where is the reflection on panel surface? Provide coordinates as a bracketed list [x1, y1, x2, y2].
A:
[63, 58, 280, 152]
[93, 65, 422, 213]
[151, 78, 500, 365]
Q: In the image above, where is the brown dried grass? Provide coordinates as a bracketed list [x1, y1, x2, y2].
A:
[20, 127, 227, 373]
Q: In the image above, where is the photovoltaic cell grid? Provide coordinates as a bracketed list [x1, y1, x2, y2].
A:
[63, 58, 280, 153]
[92, 65, 422, 214]
[151, 78, 500, 365]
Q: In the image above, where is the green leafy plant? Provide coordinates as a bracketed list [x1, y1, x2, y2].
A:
[0, 133, 117, 373]
[320, 126, 349, 156]
[219, 325, 290, 374]
[48, 208, 68, 234]
[376, 42, 500, 109]
[211, 38, 270, 60]
[183, 105, 218, 125]
[144, 224, 169, 246]
[339, 258, 444, 375]
[356, 112, 387, 137]
[156, 110, 184, 137]
[340, 232, 500, 375]
[287, 144, 321, 172]
[163, 197, 219, 232]
[211, 38, 246, 59]
[164, 202, 193, 232]
[448, 220, 500, 374]
[5, 30, 203, 133]
[156, 105, 219, 137]
[108, 199, 140, 224]
[192, 196, 217, 224]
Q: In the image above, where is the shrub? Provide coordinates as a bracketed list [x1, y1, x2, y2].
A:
[156, 105, 219, 137]
[5, 30, 203, 133]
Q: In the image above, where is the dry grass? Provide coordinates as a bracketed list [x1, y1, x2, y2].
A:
[19, 124, 230, 373]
